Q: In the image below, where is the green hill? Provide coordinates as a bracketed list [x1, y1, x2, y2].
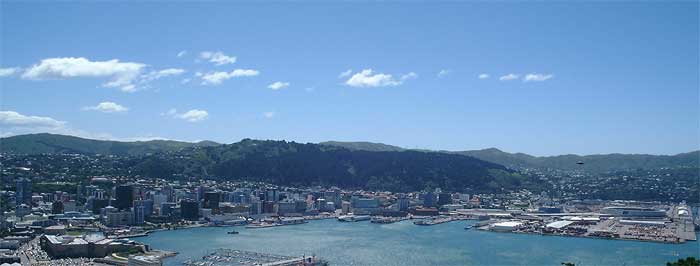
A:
[131, 139, 523, 192]
[319, 141, 406, 152]
[0, 133, 220, 156]
[320, 141, 699, 173]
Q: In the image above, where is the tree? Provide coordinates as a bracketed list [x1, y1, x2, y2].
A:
[667, 257, 699, 266]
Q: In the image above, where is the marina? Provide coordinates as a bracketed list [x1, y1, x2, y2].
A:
[183, 248, 326, 266]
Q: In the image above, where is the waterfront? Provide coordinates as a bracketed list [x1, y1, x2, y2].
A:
[138, 219, 699, 266]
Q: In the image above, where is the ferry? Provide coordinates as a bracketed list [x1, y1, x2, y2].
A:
[337, 214, 371, 222]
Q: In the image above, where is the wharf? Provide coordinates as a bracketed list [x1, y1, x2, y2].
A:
[414, 217, 457, 226]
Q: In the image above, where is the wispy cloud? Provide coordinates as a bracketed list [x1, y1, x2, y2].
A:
[140, 68, 185, 82]
[83, 102, 128, 113]
[177, 50, 187, 57]
[268, 81, 290, 90]
[344, 69, 416, 88]
[0, 110, 66, 128]
[437, 69, 450, 78]
[199, 51, 236, 65]
[164, 108, 209, 122]
[0, 110, 173, 141]
[523, 73, 554, 82]
[499, 73, 519, 81]
[338, 69, 353, 78]
[478, 73, 490, 79]
[401, 72, 418, 80]
[21, 57, 146, 92]
[0, 67, 21, 77]
[200, 69, 260, 85]
[263, 111, 276, 119]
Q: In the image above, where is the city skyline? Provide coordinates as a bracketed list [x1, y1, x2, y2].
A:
[1, 2, 698, 156]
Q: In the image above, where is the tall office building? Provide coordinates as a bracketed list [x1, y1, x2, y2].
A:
[423, 192, 436, 208]
[134, 199, 154, 217]
[397, 194, 410, 212]
[88, 198, 110, 214]
[160, 202, 177, 217]
[437, 193, 452, 206]
[180, 199, 200, 221]
[15, 178, 32, 206]
[114, 185, 134, 211]
[265, 188, 279, 202]
[133, 205, 146, 225]
[323, 190, 341, 208]
[203, 192, 221, 211]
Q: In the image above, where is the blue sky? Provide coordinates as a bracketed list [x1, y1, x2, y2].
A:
[0, 1, 697, 156]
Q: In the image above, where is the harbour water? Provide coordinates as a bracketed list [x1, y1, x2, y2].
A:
[137, 219, 699, 266]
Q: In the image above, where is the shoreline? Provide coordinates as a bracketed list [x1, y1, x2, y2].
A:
[478, 227, 696, 245]
[133, 218, 699, 246]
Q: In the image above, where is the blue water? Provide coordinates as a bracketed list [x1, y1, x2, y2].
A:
[137, 219, 699, 266]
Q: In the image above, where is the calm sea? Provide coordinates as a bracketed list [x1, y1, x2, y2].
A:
[136, 219, 699, 266]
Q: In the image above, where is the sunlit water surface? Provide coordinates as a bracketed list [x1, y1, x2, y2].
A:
[137, 219, 699, 266]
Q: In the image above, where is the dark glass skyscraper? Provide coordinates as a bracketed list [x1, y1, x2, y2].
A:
[180, 199, 200, 221]
[203, 191, 220, 211]
[114, 185, 134, 210]
[15, 178, 32, 206]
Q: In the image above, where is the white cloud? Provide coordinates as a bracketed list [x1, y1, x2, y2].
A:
[345, 69, 414, 88]
[263, 111, 276, 118]
[338, 69, 353, 78]
[499, 73, 519, 81]
[401, 72, 417, 80]
[305, 87, 315, 92]
[0, 67, 21, 77]
[523, 73, 554, 82]
[201, 69, 260, 85]
[0, 111, 66, 128]
[21, 57, 146, 92]
[199, 51, 236, 65]
[0, 111, 176, 141]
[181, 78, 191, 84]
[164, 108, 208, 122]
[437, 69, 450, 78]
[268, 81, 290, 90]
[83, 102, 128, 113]
[141, 68, 185, 82]
[478, 73, 490, 79]
[177, 50, 187, 57]
[179, 109, 208, 122]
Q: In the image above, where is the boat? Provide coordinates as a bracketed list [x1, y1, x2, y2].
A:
[464, 225, 473, 230]
[338, 214, 371, 222]
[227, 230, 239, 234]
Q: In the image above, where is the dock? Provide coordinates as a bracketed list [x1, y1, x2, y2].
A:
[414, 217, 458, 226]
[183, 248, 326, 266]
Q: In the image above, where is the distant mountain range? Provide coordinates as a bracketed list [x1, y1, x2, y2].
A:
[0, 133, 219, 156]
[0, 134, 522, 192]
[320, 141, 699, 173]
[1, 134, 697, 174]
[149, 139, 521, 192]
